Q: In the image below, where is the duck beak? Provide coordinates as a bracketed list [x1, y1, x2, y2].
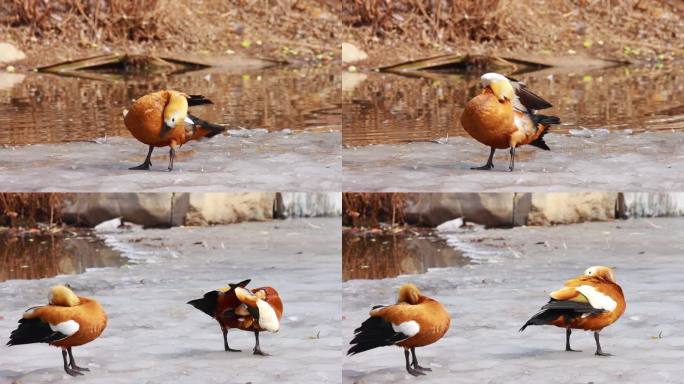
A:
[161, 121, 172, 137]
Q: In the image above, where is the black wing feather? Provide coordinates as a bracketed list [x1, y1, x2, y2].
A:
[187, 290, 219, 318]
[187, 113, 226, 138]
[347, 312, 409, 355]
[519, 299, 605, 332]
[506, 76, 553, 111]
[7, 316, 68, 346]
[186, 94, 213, 107]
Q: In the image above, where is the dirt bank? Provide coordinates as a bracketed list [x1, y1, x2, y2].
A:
[340, 0, 684, 67]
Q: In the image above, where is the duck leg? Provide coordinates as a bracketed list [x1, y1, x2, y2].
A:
[253, 331, 270, 356]
[471, 147, 495, 170]
[508, 146, 516, 171]
[129, 145, 153, 170]
[410, 347, 432, 371]
[61, 349, 83, 376]
[565, 329, 581, 352]
[68, 347, 90, 372]
[221, 327, 241, 352]
[167, 147, 176, 171]
[594, 332, 612, 356]
[403, 348, 425, 376]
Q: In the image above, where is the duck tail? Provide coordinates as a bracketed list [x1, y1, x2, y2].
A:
[528, 114, 560, 151]
[7, 317, 67, 346]
[188, 113, 227, 139]
[187, 290, 219, 318]
[347, 312, 408, 356]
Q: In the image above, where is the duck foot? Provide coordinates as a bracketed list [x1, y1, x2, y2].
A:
[130, 145, 154, 170]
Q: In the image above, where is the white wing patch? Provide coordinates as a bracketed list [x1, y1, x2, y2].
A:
[392, 320, 420, 337]
[576, 285, 617, 312]
[184, 116, 194, 125]
[49, 320, 80, 337]
[256, 299, 280, 332]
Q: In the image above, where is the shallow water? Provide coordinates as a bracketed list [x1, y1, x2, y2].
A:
[0, 233, 126, 282]
[343, 64, 684, 146]
[342, 232, 470, 281]
[0, 66, 340, 145]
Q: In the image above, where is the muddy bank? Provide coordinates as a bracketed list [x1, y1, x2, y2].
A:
[342, 131, 684, 191]
[0, 131, 340, 192]
[0, 217, 341, 384]
[343, 217, 684, 383]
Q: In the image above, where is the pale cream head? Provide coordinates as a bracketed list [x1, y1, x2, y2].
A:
[163, 91, 189, 129]
[397, 283, 421, 305]
[481, 72, 515, 102]
[584, 266, 616, 283]
[48, 285, 80, 307]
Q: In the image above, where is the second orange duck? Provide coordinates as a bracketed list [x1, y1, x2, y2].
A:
[520, 266, 626, 356]
[347, 283, 450, 376]
[124, 90, 226, 171]
[7, 285, 108, 376]
[188, 279, 283, 355]
[461, 73, 560, 171]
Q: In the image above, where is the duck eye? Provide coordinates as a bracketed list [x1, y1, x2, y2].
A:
[171, 117, 175, 123]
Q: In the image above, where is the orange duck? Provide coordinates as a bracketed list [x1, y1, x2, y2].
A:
[347, 283, 450, 376]
[461, 73, 560, 171]
[520, 266, 626, 356]
[188, 279, 283, 355]
[124, 90, 226, 171]
[7, 285, 108, 376]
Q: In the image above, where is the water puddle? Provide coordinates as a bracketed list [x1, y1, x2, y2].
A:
[0, 66, 340, 145]
[0, 232, 126, 282]
[342, 231, 470, 281]
[343, 64, 684, 146]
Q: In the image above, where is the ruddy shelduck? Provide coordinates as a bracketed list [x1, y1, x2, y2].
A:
[461, 73, 560, 171]
[7, 285, 107, 376]
[347, 283, 450, 376]
[188, 279, 283, 355]
[520, 266, 626, 356]
[124, 90, 226, 171]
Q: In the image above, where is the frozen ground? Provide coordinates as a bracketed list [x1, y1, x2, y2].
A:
[343, 131, 684, 191]
[343, 217, 684, 383]
[0, 131, 340, 192]
[0, 218, 341, 384]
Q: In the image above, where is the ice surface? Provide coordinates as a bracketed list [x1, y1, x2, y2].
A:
[0, 218, 341, 383]
[343, 218, 684, 383]
[342, 132, 684, 191]
[0, 131, 340, 192]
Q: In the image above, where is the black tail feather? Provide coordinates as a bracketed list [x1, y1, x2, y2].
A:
[519, 299, 604, 332]
[529, 114, 560, 151]
[347, 314, 409, 356]
[228, 279, 251, 290]
[187, 290, 219, 318]
[188, 113, 226, 138]
[7, 317, 67, 346]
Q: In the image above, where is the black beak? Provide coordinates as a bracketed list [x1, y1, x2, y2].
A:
[161, 121, 171, 137]
[248, 305, 260, 320]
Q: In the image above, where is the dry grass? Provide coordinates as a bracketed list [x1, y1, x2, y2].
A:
[0, 193, 70, 228]
[342, 0, 684, 66]
[343, 192, 413, 228]
[4, 0, 173, 43]
[343, 0, 513, 44]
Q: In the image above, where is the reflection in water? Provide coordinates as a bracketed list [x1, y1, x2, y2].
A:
[0, 234, 126, 282]
[342, 233, 469, 281]
[0, 66, 340, 145]
[343, 65, 684, 146]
